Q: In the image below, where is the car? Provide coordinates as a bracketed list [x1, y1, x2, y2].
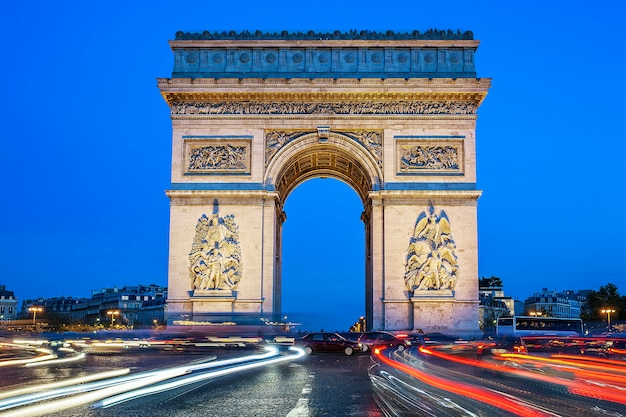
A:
[411, 332, 467, 346]
[478, 335, 527, 355]
[295, 332, 362, 356]
[356, 331, 411, 352]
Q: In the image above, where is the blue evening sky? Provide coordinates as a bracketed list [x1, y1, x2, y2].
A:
[1, 1, 624, 331]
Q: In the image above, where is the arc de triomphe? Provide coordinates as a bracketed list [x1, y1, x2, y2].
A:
[158, 30, 490, 333]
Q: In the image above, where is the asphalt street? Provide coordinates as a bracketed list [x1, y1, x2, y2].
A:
[1, 348, 383, 417]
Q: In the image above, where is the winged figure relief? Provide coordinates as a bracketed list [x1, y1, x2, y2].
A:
[189, 213, 243, 292]
[404, 207, 458, 293]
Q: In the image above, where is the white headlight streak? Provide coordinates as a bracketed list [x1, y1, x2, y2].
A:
[0, 346, 304, 416]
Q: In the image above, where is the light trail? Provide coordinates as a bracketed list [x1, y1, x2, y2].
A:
[551, 353, 626, 366]
[0, 345, 302, 416]
[418, 345, 626, 407]
[24, 352, 86, 367]
[0, 348, 272, 410]
[93, 346, 305, 408]
[0, 350, 57, 367]
[11, 340, 48, 346]
[0, 367, 187, 411]
[0, 369, 131, 401]
[374, 347, 553, 417]
[0, 368, 190, 417]
[1, 343, 84, 368]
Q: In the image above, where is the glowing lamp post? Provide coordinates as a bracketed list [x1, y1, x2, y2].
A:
[601, 308, 616, 330]
[107, 310, 120, 327]
[28, 307, 43, 325]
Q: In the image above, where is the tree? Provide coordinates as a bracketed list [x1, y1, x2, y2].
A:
[581, 283, 626, 327]
[479, 298, 508, 333]
[479, 276, 503, 288]
[479, 276, 508, 334]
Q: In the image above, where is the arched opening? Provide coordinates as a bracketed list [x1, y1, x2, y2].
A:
[265, 132, 382, 331]
[281, 177, 365, 332]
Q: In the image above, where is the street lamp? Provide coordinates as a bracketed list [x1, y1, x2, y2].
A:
[107, 310, 120, 327]
[28, 307, 43, 325]
[601, 308, 616, 330]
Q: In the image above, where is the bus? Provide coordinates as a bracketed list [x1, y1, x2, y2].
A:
[496, 316, 584, 336]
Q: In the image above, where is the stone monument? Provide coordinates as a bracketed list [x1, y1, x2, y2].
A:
[158, 29, 490, 333]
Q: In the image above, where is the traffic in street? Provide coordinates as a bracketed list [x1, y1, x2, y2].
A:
[0, 333, 381, 417]
[2, 331, 626, 416]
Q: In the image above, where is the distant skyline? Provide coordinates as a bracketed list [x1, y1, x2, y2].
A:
[1, 1, 624, 331]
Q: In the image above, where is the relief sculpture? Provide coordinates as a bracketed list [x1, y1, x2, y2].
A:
[404, 206, 458, 293]
[188, 144, 247, 171]
[265, 131, 311, 166]
[189, 213, 242, 294]
[172, 101, 477, 116]
[341, 131, 382, 167]
[400, 145, 459, 171]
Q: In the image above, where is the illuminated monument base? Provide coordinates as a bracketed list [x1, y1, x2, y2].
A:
[159, 30, 490, 334]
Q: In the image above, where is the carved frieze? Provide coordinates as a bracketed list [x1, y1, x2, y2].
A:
[172, 101, 477, 116]
[184, 137, 251, 174]
[189, 212, 243, 295]
[396, 138, 464, 175]
[404, 206, 458, 294]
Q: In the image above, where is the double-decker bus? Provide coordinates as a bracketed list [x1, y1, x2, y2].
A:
[496, 316, 584, 336]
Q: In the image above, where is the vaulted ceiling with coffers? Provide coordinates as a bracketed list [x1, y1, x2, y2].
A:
[274, 143, 372, 205]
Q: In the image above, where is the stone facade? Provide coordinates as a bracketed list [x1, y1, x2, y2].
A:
[0, 284, 18, 321]
[159, 30, 490, 333]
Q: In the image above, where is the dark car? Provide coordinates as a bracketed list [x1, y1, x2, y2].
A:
[478, 335, 527, 355]
[410, 332, 467, 346]
[357, 331, 411, 352]
[295, 332, 362, 356]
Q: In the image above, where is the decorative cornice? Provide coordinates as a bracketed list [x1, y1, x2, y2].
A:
[157, 78, 491, 108]
[369, 189, 482, 200]
[159, 77, 490, 88]
[171, 114, 479, 121]
[165, 189, 279, 204]
[174, 29, 474, 41]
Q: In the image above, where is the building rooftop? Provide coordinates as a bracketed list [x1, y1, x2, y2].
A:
[0, 284, 15, 299]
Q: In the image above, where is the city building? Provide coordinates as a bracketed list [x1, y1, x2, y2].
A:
[21, 297, 87, 322]
[523, 288, 587, 318]
[70, 284, 167, 328]
[478, 278, 523, 333]
[0, 284, 18, 321]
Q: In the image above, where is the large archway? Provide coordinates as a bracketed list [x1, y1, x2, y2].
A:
[265, 131, 381, 331]
[160, 30, 490, 334]
[281, 178, 365, 332]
